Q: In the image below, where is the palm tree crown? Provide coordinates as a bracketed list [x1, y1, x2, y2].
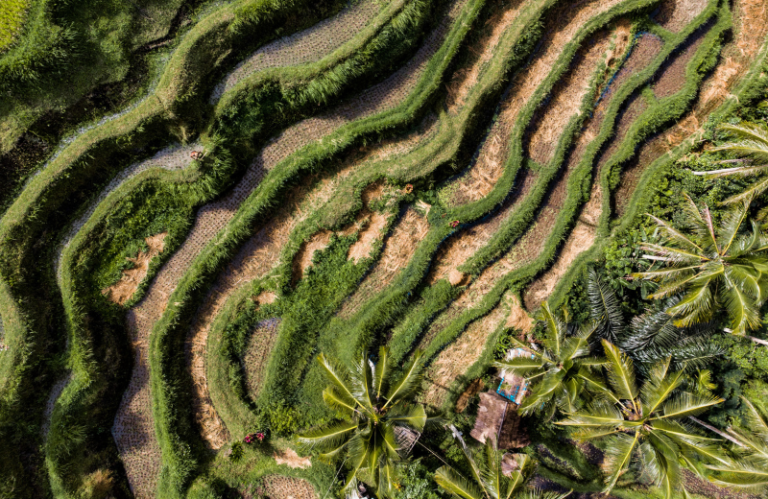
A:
[493, 302, 606, 419]
[633, 193, 768, 335]
[297, 348, 429, 497]
[706, 396, 768, 492]
[556, 341, 727, 498]
[434, 438, 569, 499]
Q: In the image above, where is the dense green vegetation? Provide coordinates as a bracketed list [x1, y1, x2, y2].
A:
[1, 0, 768, 497]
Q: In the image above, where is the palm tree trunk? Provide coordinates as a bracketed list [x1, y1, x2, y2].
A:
[689, 416, 746, 448]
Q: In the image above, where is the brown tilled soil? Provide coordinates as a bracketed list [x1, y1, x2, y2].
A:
[527, 26, 619, 165]
[445, 0, 630, 208]
[596, 92, 650, 170]
[347, 211, 389, 262]
[112, 0, 467, 481]
[261, 475, 317, 499]
[102, 233, 167, 306]
[653, 33, 706, 99]
[445, 0, 526, 111]
[211, 0, 382, 101]
[273, 448, 312, 469]
[242, 318, 282, 403]
[615, 0, 768, 216]
[421, 293, 512, 408]
[429, 190, 522, 284]
[524, 220, 596, 310]
[654, 0, 709, 33]
[338, 207, 429, 319]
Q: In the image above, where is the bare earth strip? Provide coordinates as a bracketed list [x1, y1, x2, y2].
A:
[182, 0, 468, 451]
[655, 0, 709, 32]
[421, 293, 512, 408]
[261, 475, 317, 499]
[210, 0, 382, 103]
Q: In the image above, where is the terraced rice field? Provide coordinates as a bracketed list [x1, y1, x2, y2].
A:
[0, 0, 766, 497]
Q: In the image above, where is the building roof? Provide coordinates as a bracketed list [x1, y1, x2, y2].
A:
[470, 391, 529, 450]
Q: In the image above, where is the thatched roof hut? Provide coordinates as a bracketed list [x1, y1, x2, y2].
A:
[470, 391, 529, 449]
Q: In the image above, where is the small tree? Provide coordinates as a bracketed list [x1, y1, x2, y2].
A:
[297, 348, 430, 497]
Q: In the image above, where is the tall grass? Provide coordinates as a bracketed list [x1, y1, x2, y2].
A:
[0, 0, 30, 53]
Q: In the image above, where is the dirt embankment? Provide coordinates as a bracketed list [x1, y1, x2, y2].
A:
[102, 233, 167, 306]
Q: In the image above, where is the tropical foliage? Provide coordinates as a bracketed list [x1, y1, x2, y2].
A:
[706, 396, 768, 492]
[297, 348, 430, 497]
[589, 269, 723, 371]
[493, 301, 606, 419]
[556, 341, 727, 498]
[702, 122, 768, 208]
[434, 438, 569, 499]
[632, 193, 768, 336]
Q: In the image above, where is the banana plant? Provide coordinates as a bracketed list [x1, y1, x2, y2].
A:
[297, 347, 431, 497]
[556, 340, 728, 498]
[493, 302, 607, 420]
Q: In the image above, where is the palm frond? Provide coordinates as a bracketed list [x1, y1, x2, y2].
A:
[384, 350, 424, 408]
[374, 346, 391, 400]
[602, 432, 640, 493]
[720, 176, 768, 205]
[655, 391, 724, 421]
[587, 269, 625, 344]
[297, 420, 357, 450]
[434, 466, 485, 499]
[602, 340, 638, 406]
[317, 353, 367, 413]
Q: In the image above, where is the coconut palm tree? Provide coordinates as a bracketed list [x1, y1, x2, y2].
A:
[556, 340, 728, 498]
[297, 348, 430, 497]
[632, 193, 768, 341]
[434, 437, 569, 499]
[706, 396, 768, 492]
[493, 302, 607, 419]
[693, 122, 768, 207]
